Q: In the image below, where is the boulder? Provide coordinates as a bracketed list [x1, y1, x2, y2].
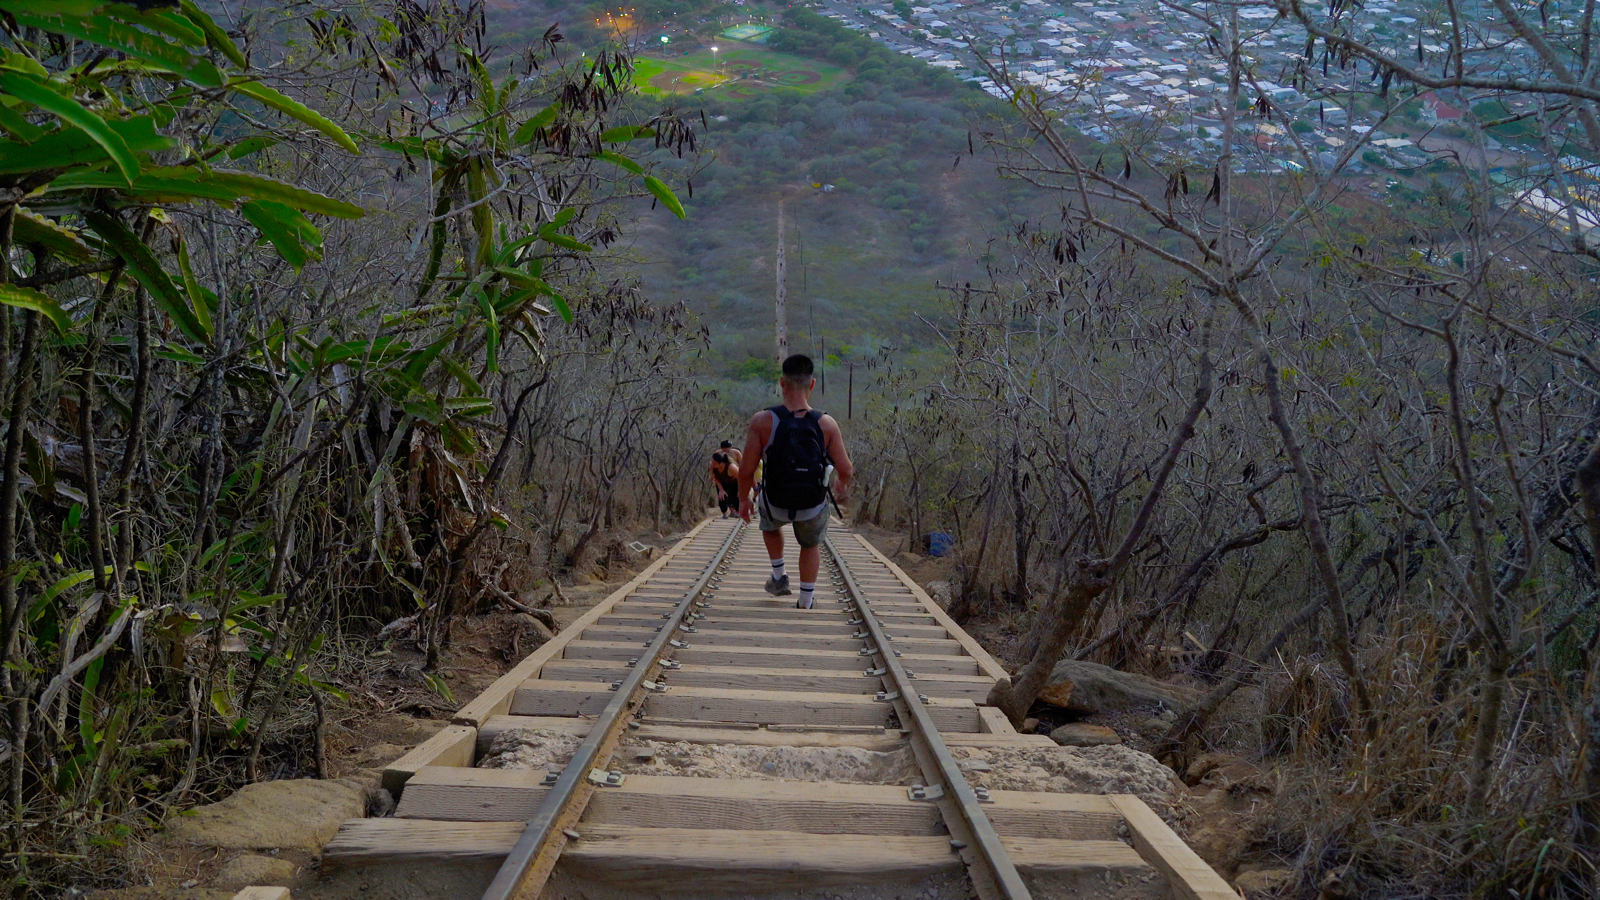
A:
[211, 854, 297, 890]
[167, 774, 380, 853]
[1040, 659, 1202, 715]
[1036, 680, 1075, 709]
[1048, 723, 1121, 747]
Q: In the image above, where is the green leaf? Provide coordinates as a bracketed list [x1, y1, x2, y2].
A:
[28, 566, 115, 622]
[206, 170, 361, 217]
[596, 149, 644, 175]
[511, 103, 558, 144]
[492, 266, 541, 290]
[105, 7, 206, 47]
[48, 166, 363, 218]
[444, 396, 494, 416]
[0, 115, 172, 175]
[0, 1, 111, 13]
[180, 1, 246, 67]
[548, 289, 573, 324]
[549, 207, 577, 230]
[0, 71, 139, 183]
[242, 199, 321, 269]
[11, 12, 206, 83]
[476, 290, 499, 373]
[537, 226, 592, 252]
[0, 100, 44, 142]
[13, 208, 91, 262]
[174, 237, 213, 337]
[226, 136, 279, 160]
[0, 284, 70, 332]
[600, 125, 656, 142]
[84, 210, 208, 343]
[417, 188, 452, 300]
[644, 175, 686, 219]
[226, 79, 359, 154]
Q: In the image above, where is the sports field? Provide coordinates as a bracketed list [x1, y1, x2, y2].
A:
[634, 46, 846, 99]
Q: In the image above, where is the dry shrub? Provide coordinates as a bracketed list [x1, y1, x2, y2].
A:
[1256, 617, 1596, 898]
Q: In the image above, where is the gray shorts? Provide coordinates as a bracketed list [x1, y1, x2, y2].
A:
[757, 493, 831, 547]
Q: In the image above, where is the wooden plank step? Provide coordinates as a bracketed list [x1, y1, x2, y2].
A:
[561, 640, 986, 676]
[322, 819, 523, 868]
[478, 716, 904, 753]
[578, 626, 965, 656]
[540, 658, 992, 698]
[558, 826, 1153, 889]
[510, 681, 980, 731]
[394, 768, 1126, 841]
[395, 766, 551, 821]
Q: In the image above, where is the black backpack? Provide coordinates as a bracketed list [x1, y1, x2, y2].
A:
[762, 405, 828, 514]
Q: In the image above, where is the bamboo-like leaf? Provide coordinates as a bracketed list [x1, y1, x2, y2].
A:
[242, 199, 320, 270]
[226, 79, 359, 154]
[467, 158, 494, 269]
[174, 236, 213, 337]
[548, 289, 573, 324]
[600, 125, 656, 142]
[84, 209, 208, 342]
[418, 193, 451, 299]
[537, 226, 592, 252]
[596, 149, 644, 175]
[0, 71, 140, 183]
[511, 103, 558, 144]
[0, 283, 71, 332]
[644, 175, 686, 219]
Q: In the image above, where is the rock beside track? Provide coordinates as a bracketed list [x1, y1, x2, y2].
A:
[166, 773, 382, 852]
[1040, 660, 1202, 715]
[953, 743, 1177, 818]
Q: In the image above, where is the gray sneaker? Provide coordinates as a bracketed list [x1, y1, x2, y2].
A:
[765, 574, 791, 596]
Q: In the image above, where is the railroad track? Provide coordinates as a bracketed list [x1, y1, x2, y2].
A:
[310, 517, 1235, 900]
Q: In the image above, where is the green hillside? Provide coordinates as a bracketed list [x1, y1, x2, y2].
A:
[624, 11, 1048, 377]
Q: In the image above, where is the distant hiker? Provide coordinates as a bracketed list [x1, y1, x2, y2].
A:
[719, 439, 743, 467]
[738, 354, 854, 609]
[709, 451, 741, 519]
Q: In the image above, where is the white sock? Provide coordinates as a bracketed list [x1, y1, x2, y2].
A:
[799, 582, 815, 606]
[770, 559, 787, 580]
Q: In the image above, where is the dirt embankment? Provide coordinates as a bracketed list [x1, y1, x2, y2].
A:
[105, 526, 685, 900]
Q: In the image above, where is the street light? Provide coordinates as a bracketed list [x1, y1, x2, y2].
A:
[711, 44, 720, 74]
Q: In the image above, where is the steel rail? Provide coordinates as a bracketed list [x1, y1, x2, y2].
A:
[480, 521, 745, 900]
[823, 534, 1034, 900]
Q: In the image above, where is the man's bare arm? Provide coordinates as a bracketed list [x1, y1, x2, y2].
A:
[820, 414, 853, 502]
[736, 412, 769, 519]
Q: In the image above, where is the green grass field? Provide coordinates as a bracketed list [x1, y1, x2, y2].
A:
[634, 46, 846, 99]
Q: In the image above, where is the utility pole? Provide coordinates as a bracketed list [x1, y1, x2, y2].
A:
[775, 198, 789, 365]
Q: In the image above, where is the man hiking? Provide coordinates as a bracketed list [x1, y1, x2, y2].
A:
[718, 439, 743, 466]
[737, 354, 854, 609]
[708, 450, 741, 519]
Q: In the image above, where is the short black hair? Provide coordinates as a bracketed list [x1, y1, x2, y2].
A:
[720, 440, 733, 448]
[781, 354, 814, 380]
